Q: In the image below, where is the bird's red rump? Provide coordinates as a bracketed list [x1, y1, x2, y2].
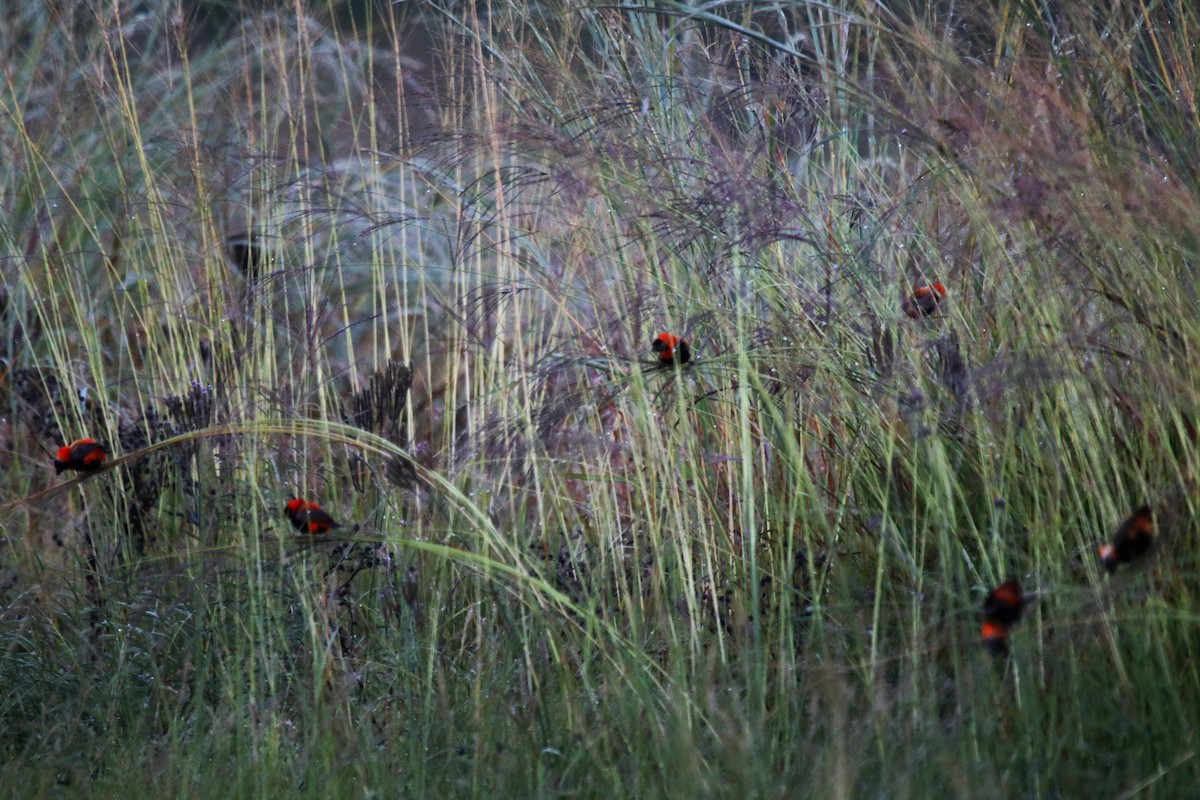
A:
[302, 513, 338, 534]
[980, 620, 1010, 656]
[981, 620, 1009, 642]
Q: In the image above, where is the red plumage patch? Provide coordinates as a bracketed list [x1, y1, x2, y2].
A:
[980, 620, 1011, 658]
[651, 332, 691, 367]
[902, 282, 948, 318]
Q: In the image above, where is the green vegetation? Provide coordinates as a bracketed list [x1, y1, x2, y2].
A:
[2, 1, 1199, 796]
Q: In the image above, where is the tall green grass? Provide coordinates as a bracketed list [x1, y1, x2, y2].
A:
[2, 0, 1199, 796]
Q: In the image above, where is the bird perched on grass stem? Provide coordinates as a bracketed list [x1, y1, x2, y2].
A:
[980, 579, 1026, 657]
[1099, 505, 1154, 573]
[902, 282, 947, 318]
[651, 332, 691, 367]
[285, 497, 341, 534]
[54, 438, 109, 474]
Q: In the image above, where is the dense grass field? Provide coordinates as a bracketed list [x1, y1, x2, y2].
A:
[2, 1, 1200, 796]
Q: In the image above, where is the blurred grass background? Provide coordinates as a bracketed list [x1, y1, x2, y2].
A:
[2, 0, 1199, 796]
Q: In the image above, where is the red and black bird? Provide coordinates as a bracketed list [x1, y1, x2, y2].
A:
[1099, 505, 1154, 573]
[902, 282, 947, 318]
[651, 332, 691, 368]
[980, 579, 1026, 657]
[284, 498, 341, 534]
[226, 231, 268, 280]
[54, 438, 110, 475]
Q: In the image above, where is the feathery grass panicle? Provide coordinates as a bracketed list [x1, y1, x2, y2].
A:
[0, 1, 1198, 796]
